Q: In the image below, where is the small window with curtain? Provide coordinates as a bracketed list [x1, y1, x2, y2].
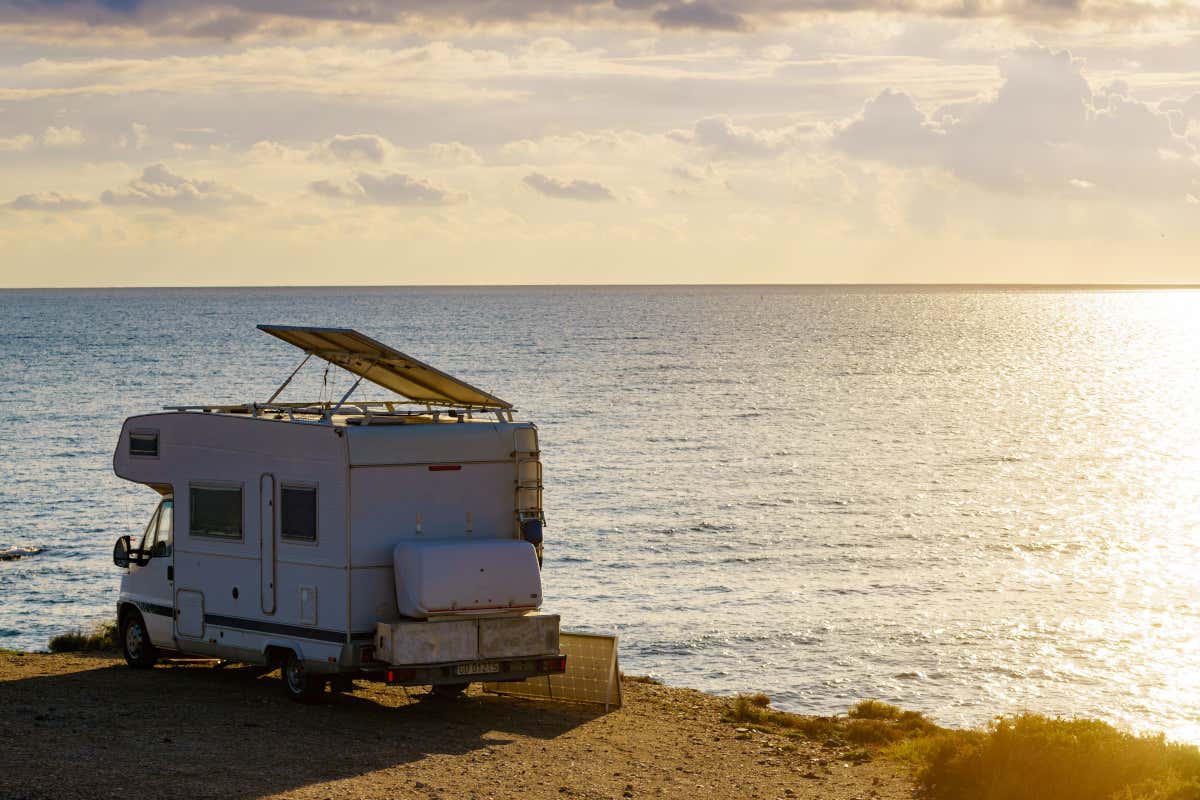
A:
[190, 484, 243, 539]
[280, 485, 318, 542]
[129, 431, 158, 458]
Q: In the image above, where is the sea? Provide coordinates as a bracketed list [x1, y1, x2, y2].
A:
[1, 286, 1197, 742]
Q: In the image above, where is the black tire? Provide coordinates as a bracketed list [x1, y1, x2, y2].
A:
[281, 651, 325, 703]
[120, 610, 157, 669]
[430, 682, 469, 700]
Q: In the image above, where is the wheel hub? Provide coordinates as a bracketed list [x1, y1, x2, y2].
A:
[286, 659, 305, 691]
[125, 622, 143, 658]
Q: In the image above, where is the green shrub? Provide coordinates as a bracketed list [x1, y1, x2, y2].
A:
[745, 692, 771, 708]
[790, 716, 844, 742]
[1116, 775, 1200, 800]
[726, 694, 932, 746]
[48, 620, 118, 653]
[903, 714, 1200, 800]
[621, 673, 664, 685]
[846, 718, 907, 745]
[849, 699, 904, 720]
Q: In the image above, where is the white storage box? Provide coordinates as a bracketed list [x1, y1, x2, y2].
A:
[393, 538, 542, 618]
[479, 613, 560, 659]
[374, 613, 560, 666]
[375, 618, 478, 665]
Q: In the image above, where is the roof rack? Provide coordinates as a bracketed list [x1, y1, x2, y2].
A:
[162, 325, 515, 425]
[163, 401, 515, 424]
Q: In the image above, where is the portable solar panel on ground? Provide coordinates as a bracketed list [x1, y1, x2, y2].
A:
[484, 632, 621, 709]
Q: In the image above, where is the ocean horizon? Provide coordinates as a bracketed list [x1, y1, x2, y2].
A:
[2, 284, 1197, 743]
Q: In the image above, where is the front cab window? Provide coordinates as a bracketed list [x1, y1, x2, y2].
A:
[138, 505, 160, 557]
[153, 500, 173, 557]
[137, 500, 174, 560]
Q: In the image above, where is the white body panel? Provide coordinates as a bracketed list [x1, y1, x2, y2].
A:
[112, 411, 544, 674]
[392, 539, 542, 618]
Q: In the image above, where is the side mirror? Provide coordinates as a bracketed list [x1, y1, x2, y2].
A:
[113, 535, 131, 569]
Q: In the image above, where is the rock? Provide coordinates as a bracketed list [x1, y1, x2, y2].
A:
[0, 547, 43, 561]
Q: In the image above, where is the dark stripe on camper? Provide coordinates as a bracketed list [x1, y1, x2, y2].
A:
[137, 601, 174, 618]
[203, 613, 352, 644]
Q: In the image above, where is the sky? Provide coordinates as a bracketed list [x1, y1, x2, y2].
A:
[2, 1, 1200, 286]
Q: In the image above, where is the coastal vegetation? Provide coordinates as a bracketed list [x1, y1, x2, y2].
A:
[727, 694, 1200, 800]
[47, 620, 118, 653]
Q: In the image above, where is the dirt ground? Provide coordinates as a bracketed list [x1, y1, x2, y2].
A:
[0, 651, 916, 800]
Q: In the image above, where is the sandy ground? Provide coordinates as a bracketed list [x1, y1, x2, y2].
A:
[0, 651, 915, 800]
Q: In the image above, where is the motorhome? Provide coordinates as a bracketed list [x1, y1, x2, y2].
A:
[111, 325, 563, 701]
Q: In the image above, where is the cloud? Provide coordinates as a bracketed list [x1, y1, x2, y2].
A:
[680, 116, 818, 159]
[833, 47, 1200, 198]
[309, 172, 466, 205]
[653, 2, 748, 31]
[0, 43, 521, 105]
[129, 122, 148, 149]
[670, 163, 722, 183]
[6, 191, 93, 211]
[523, 172, 617, 201]
[0, 0, 1184, 41]
[101, 163, 258, 211]
[425, 141, 482, 165]
[834, 90, 943, 165]
[499, 130, 664, 165]
[0, 134, 34, 152]
[320, 133, 393, 163]
[41, 125, 85, 149]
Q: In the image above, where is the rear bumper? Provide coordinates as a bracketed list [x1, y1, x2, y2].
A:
[373, 654, 566, 686]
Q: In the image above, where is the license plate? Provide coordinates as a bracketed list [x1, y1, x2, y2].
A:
[456, 661, 500, 676]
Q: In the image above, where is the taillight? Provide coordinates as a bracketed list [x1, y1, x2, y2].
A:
[537, 655, 567, 673]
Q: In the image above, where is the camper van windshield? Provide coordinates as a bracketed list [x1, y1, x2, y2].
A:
[139, 505, 160, 552]
[190, 485, 242, 539]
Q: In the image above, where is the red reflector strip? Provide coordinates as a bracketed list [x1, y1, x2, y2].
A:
[428, 465, 462, 471]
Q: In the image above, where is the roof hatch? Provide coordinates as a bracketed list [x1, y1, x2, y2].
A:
[258, 324, 512, 410]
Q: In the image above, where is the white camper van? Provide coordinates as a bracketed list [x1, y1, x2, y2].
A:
[111, 325, 563, 701]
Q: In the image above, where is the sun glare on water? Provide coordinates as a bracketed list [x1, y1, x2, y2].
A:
[1028, 291, 1200, 742]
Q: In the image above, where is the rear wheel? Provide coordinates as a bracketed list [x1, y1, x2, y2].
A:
[281, 651, 324, 703]
[120, 610, 157, 669]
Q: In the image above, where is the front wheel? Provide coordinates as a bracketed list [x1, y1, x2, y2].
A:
[281, 651, 325, 703]
[121, 610, 157, 669]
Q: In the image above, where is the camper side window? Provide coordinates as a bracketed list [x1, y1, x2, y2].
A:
[129, 431, 158, 458]
[280, 485, 317, 542]
[189, 485, 243, 539]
